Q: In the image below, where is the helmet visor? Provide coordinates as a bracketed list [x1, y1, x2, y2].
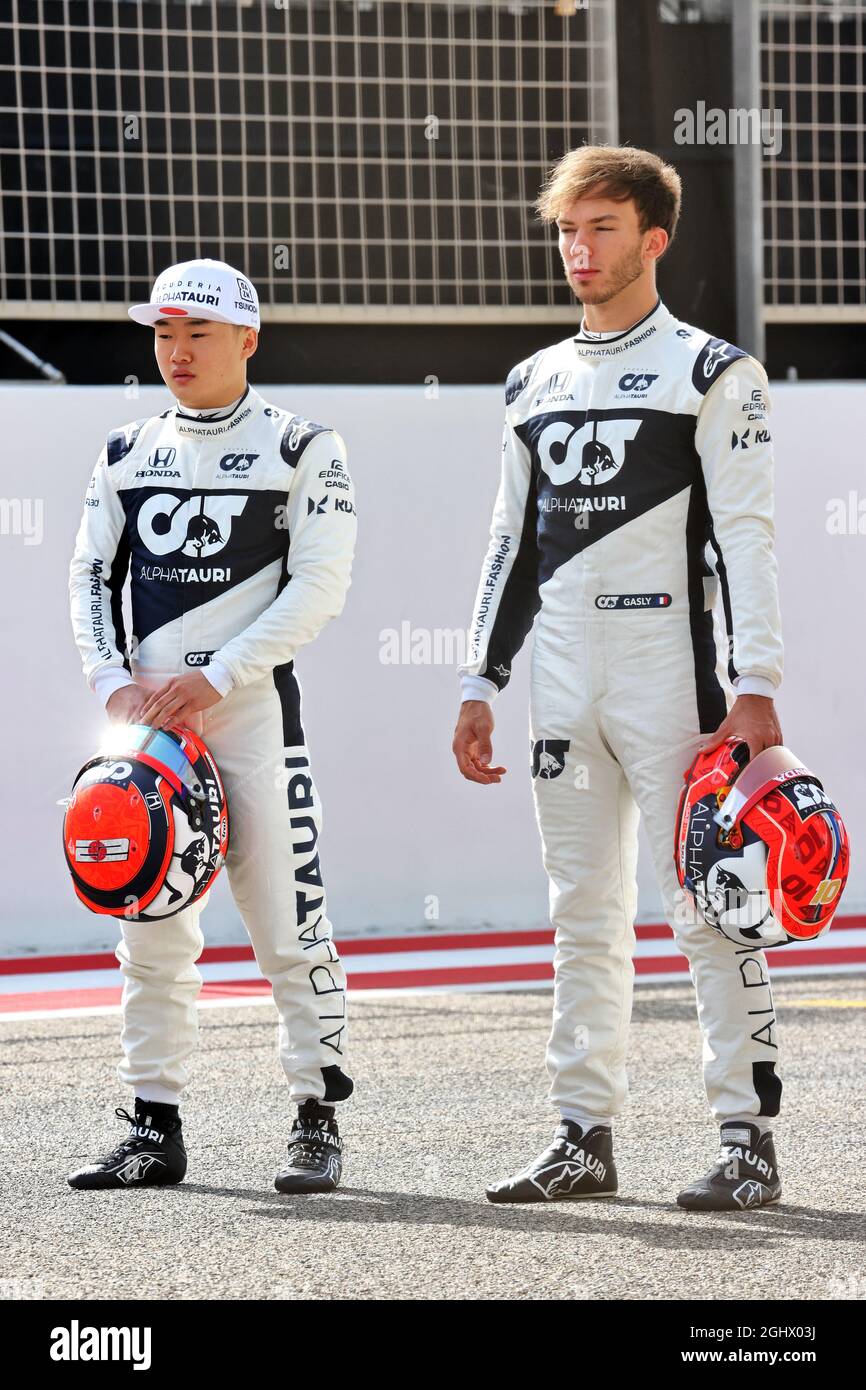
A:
[102, 725, 203, 798]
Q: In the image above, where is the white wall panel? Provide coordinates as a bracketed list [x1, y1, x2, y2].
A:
[0, 381, 861, 953]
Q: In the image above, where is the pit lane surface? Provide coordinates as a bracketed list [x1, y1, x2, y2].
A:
[1, 975, 864, 1302]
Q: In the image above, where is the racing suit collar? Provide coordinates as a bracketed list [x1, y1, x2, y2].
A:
[170, 383, 257, 435]
[573, 298, 672, 356]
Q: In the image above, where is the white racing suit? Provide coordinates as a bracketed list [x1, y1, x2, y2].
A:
[459, 301, 783, 1125]
[69, 386, 357, 1106]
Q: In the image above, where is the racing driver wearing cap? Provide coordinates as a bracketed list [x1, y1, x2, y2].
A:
[68, 258, 357, 1195]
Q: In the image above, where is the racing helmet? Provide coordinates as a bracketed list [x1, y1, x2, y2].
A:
[63, 723, 229, 921]
[674, 738, 849, 948]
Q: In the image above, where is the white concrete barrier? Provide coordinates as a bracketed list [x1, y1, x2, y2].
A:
[0, 380, 862, 954]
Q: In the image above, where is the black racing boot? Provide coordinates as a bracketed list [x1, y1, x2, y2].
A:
[274, 1099, 343, 1194]
[677, 1121, 782, 1211]
[67, 1100, 187, 1190]
[486, 1120, 617, 1204]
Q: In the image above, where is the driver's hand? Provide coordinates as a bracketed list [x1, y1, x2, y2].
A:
[138, 673, 224, 729]
[105, 683, 152, 725]
[699, 694, 783, 762]
[452, 700, 507, 784]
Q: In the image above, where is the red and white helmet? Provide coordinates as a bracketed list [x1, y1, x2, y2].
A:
[63, 724, 229, 921]
[674, 738, 849, 948]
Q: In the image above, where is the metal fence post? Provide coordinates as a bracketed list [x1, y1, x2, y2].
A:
[732, 0, 766, 360]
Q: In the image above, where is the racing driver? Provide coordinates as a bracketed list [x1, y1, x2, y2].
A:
[453, 146, 785, 1211]
[68, 258, 357, 1194]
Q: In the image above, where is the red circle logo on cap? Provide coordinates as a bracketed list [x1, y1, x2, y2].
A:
[160, 306, 188, 316]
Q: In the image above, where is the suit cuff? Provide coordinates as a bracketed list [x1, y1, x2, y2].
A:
[734, 675, 778, 699]
[461, 675, 499, 704]
[91, 667, 136, 709]
[201, 659, 235, 698]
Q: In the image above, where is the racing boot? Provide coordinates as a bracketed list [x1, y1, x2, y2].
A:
[274, 1099, 343, 1194]
[67, 1099, 187, 1190]
[486, 1120, 617, 1204]
[677, 1121, 781, 1211]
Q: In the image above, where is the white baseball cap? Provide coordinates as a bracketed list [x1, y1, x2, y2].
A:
[128, 257, 260, 329]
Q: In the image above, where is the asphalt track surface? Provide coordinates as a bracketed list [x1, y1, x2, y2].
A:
[2, 974, 865, 1302]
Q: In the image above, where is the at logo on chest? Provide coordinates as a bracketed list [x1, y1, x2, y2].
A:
[535, 416, 642, 487]
[137, 493, 248, 559]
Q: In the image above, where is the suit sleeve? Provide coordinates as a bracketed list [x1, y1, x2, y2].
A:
[695, 357, 783, 697]
[68, 445, 135, 706]
[458, 405, 540, 704]
[204, 429, 357, 694]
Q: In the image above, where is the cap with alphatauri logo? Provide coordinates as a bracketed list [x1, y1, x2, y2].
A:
[128, 258, 261, 329]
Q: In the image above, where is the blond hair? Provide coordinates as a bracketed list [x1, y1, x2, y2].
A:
[535, 144, 682, 248]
